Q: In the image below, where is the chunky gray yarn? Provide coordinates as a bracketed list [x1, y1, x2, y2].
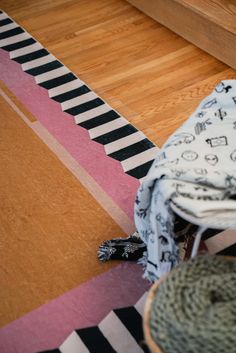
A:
[150, 256, 236, 353]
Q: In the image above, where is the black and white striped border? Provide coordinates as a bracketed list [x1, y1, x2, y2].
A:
[1, 16, 235, 352]
[38, 293, 149, 353]
[37, 231, 236, 353]
[0, 10, 159, 180]
[1, 12, 235, 250]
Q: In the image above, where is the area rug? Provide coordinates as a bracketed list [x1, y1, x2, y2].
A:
[39, 292, 149, 353]
[0, 9, 154, 353]
[0, 9, 235, 353]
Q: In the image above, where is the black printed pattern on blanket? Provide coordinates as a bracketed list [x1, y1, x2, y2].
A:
[97, 214, 199, 266]
[98, 232, 147, 262]
[135, 80, 236, 281]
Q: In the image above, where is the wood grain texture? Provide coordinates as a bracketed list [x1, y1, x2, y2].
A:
[127, 0, 236, 69]
[0, 94, 124, 326]
[177, 0, 236, 33]
[1, 0, 235, 147]
[0, 0, 236, 325]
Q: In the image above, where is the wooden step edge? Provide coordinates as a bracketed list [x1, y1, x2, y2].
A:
[174, 0, 236, 35]
[126, 0, 236, 70]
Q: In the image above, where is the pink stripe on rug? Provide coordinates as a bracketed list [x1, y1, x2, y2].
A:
[0, 263, 149, 353]
[0, 49, 139, 220]
[0, 85, 136, 234]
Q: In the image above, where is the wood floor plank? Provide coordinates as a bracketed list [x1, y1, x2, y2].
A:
[127, 0, 236, 69]
[0, 0, 236, 326]
[1, 0, 236, 147]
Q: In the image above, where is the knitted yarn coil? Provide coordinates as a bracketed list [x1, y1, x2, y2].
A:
[149, 256, 236, 353]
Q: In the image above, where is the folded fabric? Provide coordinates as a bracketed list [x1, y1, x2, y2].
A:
[98, 232, 147, 262]
[135, 80, 236, 281]
[97, 214, 203, 265]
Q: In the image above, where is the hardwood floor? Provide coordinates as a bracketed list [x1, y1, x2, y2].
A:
[127, 0, 236, 69]
[1, 0, 235, 147]
[0, 0, 236, 325]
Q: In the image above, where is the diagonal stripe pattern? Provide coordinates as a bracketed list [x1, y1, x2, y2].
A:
[36, 234, 235, 353]
[0, 10, 159, 180]
[0, 15, 234, 353]
[0, 14, 234, 249]
[38, 293, 150, 353]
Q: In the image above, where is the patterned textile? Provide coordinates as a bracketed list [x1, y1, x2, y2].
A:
[135, 80, 236, 281]
[0, 10, 158, 181]
[38, 293, 150, 353]
[98, 232, 147, 262]
[97, 214, 207, 264]
[39, 244, 235, 353]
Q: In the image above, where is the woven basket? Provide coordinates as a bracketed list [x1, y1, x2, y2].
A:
[143, 276, 165, 353]
[143, 256, 235, 353]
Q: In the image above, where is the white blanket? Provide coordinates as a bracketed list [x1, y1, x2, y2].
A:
[134, 80, 236, 281]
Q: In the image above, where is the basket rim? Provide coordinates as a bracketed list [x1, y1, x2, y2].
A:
[143, 276, 165, 353]
[143, 255, 236, 353]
